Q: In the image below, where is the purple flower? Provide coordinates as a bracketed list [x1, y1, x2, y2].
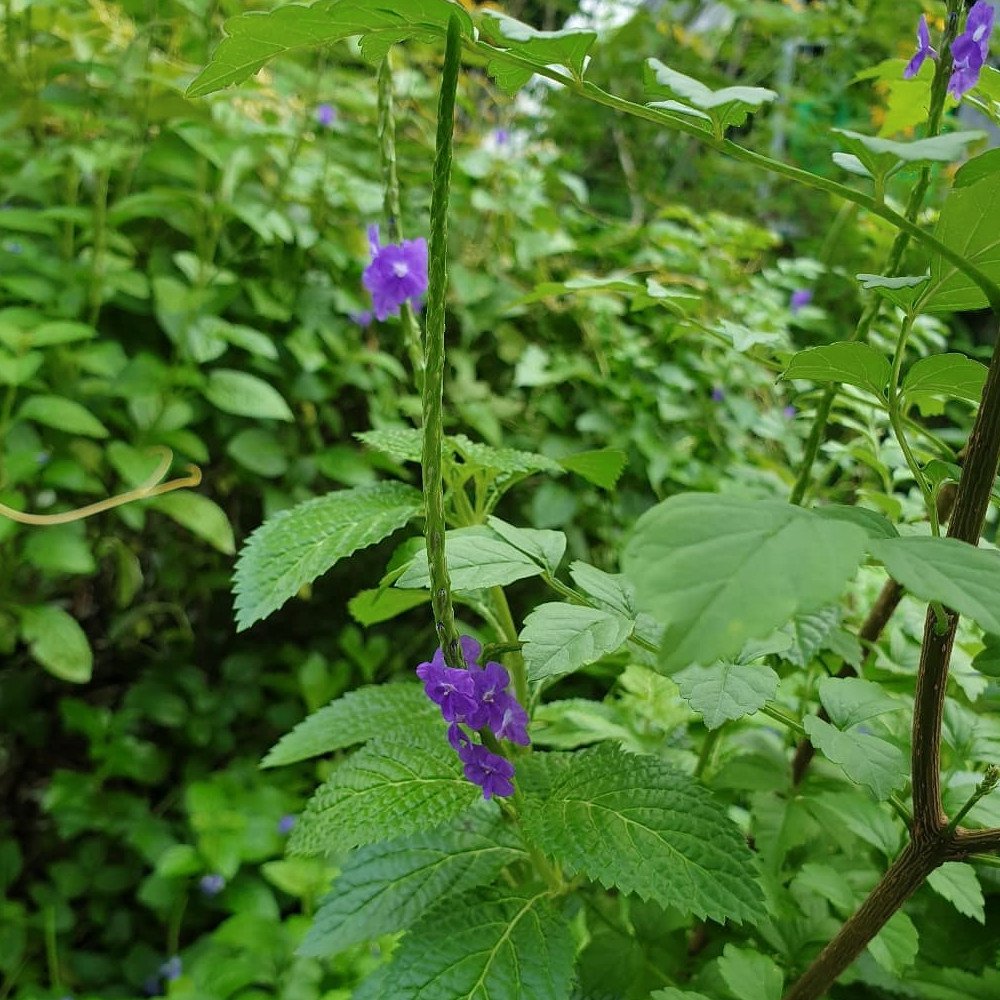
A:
[349, 310, 373, 328]
[904, 15, 938, 79]
[160, 956, 182, 982]
[493, 128, 510, 145]
[448, 727, 516, 799]
[315, 103, 336, 127]
[790, 288, 813, 314]
[4, 240, 22, 255]
[494, 698, 530, 745]
[949, 1, 994, 99]
[710, 386, 725, 402]
[199, 873, 225, 896]
[416, 655, 478, 723]
[783, 405, 797, 419]
[277, 814, 296, 835]
[362, 224, 428, 321]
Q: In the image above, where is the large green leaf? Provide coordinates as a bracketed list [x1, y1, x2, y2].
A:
[187, 0, 473, 97]
[373, 887, 576, 1000]
[519, 746, 764, 923]
[486, 517, 566, 574]
[203, 369, 293, 421]
[831, 129, 984, 182]
[718, 944, 784, 1000]
[477, 10, 596, 78]
[299, 812, 524, 956]
[817, 677, 903, 730]
[782, 343, 891, 398]
[802, 716, 907, 800]
[927, 862, 985, 924]
[289, 738, 480, 856]
[17, 394, 108, 438]
[924, 155, 1000, 311]
[19, 605, 93, 683]
[149, 492, 235, 555]
[869, 536, 1000, 634]
[675, 661, 779, 730]
[520, 602, 634, 683]
[396, 525, 545, 591]
[262, 684, 437, 767]
[901, 354, 988, 404]
[234, 482, 422, 630]
[622, 494, 867, 672]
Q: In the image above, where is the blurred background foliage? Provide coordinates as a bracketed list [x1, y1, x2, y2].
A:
[0, 0, 995, 997]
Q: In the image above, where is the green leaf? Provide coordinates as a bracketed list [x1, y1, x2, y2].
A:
[519, 745, 764, 923]
[486, 516, 566, 574]
[203, 369, 293, 421]
[348, 587, 430, 626]
[675, 661, 779, 730]
[289, 738, 481, 856]
[651, 991, 714, 1000]
[262, 684, 437, 768]
[972, 634, 1000, 677]
[901, 354, 988, 404]
[868, 536, 1000, 634]
[373, 887, 576, 1000]
[718, 944, 784, 1000]
[520, 602, 634, 683]
[356, 427, 424, 463]
[300, 813, 524, 956]
[396, 525, 545, 591]
[868, 910, 918, 976]
[477, 10, 596, 78]
[450, 433, 562, 478]
[187, 0, 473, 97]
[781, 606, 840, 668]
[17, 395, 109, 438]
[623, 494, 867, 673]
[782, 343, 891, 397]
[802, 716, 907, 800]
[927, 862, 985, 924]
[28, 321, 98, 347]
[558, 448, 627, 490]
[925, 158, 1000, 311]
[856, 273, 930, 311]
[569, 562, 637, 617]
[832, 129, 984, 181]
[19, 605, 93, 683]
[817, 677, 903, 730]
[149, 492, 235, 555]
[234, 482, 423, 630]
[227, 428, 289, 477]
[644, 58, 776, 133]
[813, 504, 899, 540]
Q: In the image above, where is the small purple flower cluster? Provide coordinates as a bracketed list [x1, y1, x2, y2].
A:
[904, 3, 994, 99]
[199, 873, 225, 896]
[362, 224, 429, 321]
[416, 636, 529, 799]
[790, 288, 813, 314]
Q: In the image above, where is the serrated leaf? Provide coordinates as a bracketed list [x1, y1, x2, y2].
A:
[623, 494, 867, 673]
[487, 58, 534, 94]
[17, 395, 108, 438]
[262, 684, 437, 767]
[375, 887, 576, 1000]
[478, 9, 596, 78]
[718, 944, 784, 1000]
[568, 562, 637, 618]
[927, 862, 985, 923]
[396, 525, 544, 591]
[203, 369, 293, 421]
[818, 677, 903, 730]
[868, 909, 918, 976]
[676, 662, 779, 730]
[802, 716, 907, 800]
[289, 738, 481, 856]
[299, 812, 525, 956]
[19, 605, 93, 683]
[901, 354, 988, 404]
[856, 273, 929, 311]
[356, 427, 424, 463]
[868, 536, 1000, 634]
[925, 157, 1000, 311]
[149, 492, 235, 555]
[781, 606, 841, 668]
[234, 482, 423, 630]
[520, 603, 633, 683]
[187, 0, 473, 97]
[450, 434, 562, 477]
[519, 746, 765, 923]
[782, 343, 891, 397]
[348, 587, 429, 626]
[559, 448, 627, 490]
[486, 516, 566, 574]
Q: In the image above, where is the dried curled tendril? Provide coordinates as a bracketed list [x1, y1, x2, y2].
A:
[0, 447, 202, 526]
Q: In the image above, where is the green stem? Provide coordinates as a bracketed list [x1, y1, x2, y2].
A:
[421, 15, 462, 668]
[44, 907, 61, 992]
[694, 725, 723, 779]
[490, 585, 528, 709]
[946, 766, 999, 837]
[377, 54, 425, 390]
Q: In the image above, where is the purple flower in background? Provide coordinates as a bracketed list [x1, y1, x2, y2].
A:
[160, 956, 182, 982]
[277, 814, 296, 835]
[949, 1, 994, 99]
[904, 15, 937, 78]
[143, 976, 161, 997]
[315, 103, 336, 127]
[783, 405, 797, 419]
[3, 240, 22, 255]
[349, 310, 373, 328]
[449, 731, 516, 799]
[199, 873, 225, 896]
[493, 127, 510, 145]
[790, 288, 813, 314]
[710, 385, 725, 402]
[362, 225, 429, 321]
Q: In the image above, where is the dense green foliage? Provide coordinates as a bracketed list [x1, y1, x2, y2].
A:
[3, 1, 1000, 998]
